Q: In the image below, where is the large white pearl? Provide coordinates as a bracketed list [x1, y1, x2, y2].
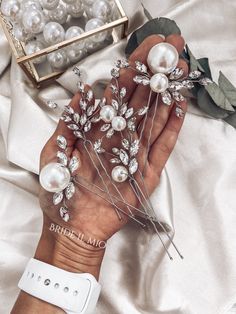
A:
[66, 48, 84, 63]
[47, 50, 68, 69]
[43, 22, 65, 44]
[21, 0, 42, 11]
[22, 8, 45, 34]
[1, 0, 21, 21]
[85, 18, 107, 43]
[92, 0, 112, 21]
[66, 0, 84, 18]
[40, 0, 59, 10]
[25, 40, 46, 64]
[13, 23, 32, 42]
[65, 26, 85, 50]
[147, 42, 179, 74]
[100, 105, 117, 123]
[40, 162, 71, 193]
[49, 4, 67, 24]
[150, 73, 169, 93]
[112, 116, 126, 131]
[112, 166, 128, 183]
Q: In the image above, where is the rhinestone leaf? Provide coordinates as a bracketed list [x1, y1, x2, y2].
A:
[57, 151, 68, 166]
[125, 108, 134, 118]
[106, 128, 114, 138]
[122, 139, 130, 150]
[120, 59, 129, 68]
[84, 121, 91, 132]
[168, 81, 183, 91]
[87, 106, 94, 117]
[91, 115, 101, 123]
[128, 117, 136, 132]
[77, 81, 85, 93]
[46, 100, 57, 109]
[115, 59, 122, 68]
[100, 124, 110, 132]
[169, 68, 184, 80]
[94, 140, 102, 151]
[65, 182, 75, 200]
[93, 99, 100, 111]
[68, 124, 79, 131]
[86, 89, 93, 101]
[73, 66, 81, 77]
[73, 113, 80, 124]
[57, 135, 67, 150]
[53, 191, 63, 205]
[111, 68, 119, 78]
[110, 84, 118, 94]
[130, 140, 139, 156]
[97, 148, 105, 154]
[120, 87, 127, 98]
[189, 70, 202, 79]
[161, 91, 172, 106]
[135, 61, 148, 74]
[182, 80, 194, 89]
[111, 99, 119, 111]
[138, 106, 148, 115]
[175, 106, 185, 118]
[60, 207, 70, 222]
[64, 106, 74, 115]
[61, 115, 72, 122]
[110, 158, 121, 164]
[129, 158, 138, 175]
[112, 147, 120, 155]
[199, 77, 213, 85]
[74, 131, 83, 139]
[80, 113, 87, 125]
[119, 149, 129, 165]
[120, 103, 128, 115]
[133, 75, 150, 86]
[69, 156, 79, 173]
[80, 99, 87, 111]
[99, 97, 106, 108]
[172, 91, 185, 102]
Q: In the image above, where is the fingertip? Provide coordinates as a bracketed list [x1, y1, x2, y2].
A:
[165, 34, 185, 54]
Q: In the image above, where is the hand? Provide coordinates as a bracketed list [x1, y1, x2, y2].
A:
[36, 34, 188, 278]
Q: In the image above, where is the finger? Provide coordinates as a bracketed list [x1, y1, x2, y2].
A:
[165, 34, 185, 54]
[148, 99, 188, 176]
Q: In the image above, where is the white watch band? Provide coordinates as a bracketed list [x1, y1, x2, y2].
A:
[18, 258, 101, 314]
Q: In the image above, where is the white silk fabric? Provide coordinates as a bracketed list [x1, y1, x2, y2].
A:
[0, 0, 236, 313]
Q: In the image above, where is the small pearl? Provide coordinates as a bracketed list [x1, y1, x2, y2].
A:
[40, 0, 59, 10]
[147, 42, 179, 74]
[111, 116, 127, 131]
[39, 162, 71, 193]
[25, 40, 46, 64]
[1, 0, 22, 21]
[66, 0, 84, 18]
[85, 39, 101, 53]
[100, 105, 117, 123]
[13, 23, 32, 41]
[83, 0, 94, 5]
[21, 0, 42, 11]
[49, 4, 68, 24]
[112, 166, 128, 183]
[150, 73, 169, 93]
[47, 49, 68, 69]
[85, 18, 107, 43]
[22, 8, 45, 34]
[43, 22, 65, 44]
[84, 4, 93, 19]
[65, 26, 85, 50]
[66, 48, 84, 63]
[92, 0, 112, 21]
[62, 0, 77, 3]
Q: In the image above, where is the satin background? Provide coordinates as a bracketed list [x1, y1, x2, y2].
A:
[0, 0, 236, 313]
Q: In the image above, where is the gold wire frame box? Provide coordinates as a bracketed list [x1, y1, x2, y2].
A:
[0, 0, 128, 87]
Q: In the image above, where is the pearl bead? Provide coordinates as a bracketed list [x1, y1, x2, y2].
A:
[62, 0, 77, 3]
[84, 4, 93, 19]
[22, 8, 45, 34]
[40, 162, 71, 193]
[49, 4, 67, 24]
[1, 0, 22, 21]
[85, 39, 101, 53]
[111, 116, 127, 131]
[21, 0, 42, 11]
[147, 42, 179, 74]
[100, 105, 117, 123]
[65, 26, 85, 49]
[40, 0, 60, 10]
[83, 0, 94, 5]
[92, 0, 112, 21]
[112, 166, 128, 183]
[66, 0, 84, 18]
[47, 50, 68, 69]
[85, 18, 107, 43]
[150, 73, 169, 93]
[43, 22, 65, 44]
[66, 48, 84, 63]
[25, 40, 46, 64]
[13, 23, 32, 41]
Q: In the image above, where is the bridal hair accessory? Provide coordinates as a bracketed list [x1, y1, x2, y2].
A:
[39, 42, 212, 259]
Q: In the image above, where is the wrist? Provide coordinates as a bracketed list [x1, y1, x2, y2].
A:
[34, 217, 105, 280]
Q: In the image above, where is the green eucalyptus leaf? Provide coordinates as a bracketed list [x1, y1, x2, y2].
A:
[125, 17, 181, 57]
[205, 82, 235, 112]
[218, 71, 236, 107]
[185, 45, 205, 72]
[223, 112, 236, 128]
[197, 58, 212, 79]
[141, 3, 153, 21]
[197, 88, 230, 119]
